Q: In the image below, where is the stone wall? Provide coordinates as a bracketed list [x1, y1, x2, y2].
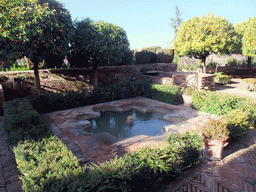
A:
[177, 54, 248, 67]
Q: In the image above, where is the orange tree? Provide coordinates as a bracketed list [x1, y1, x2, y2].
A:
[235, 17, 256, 68]
[69, 18, 130, 87]
[0, 0, 72, 94]
[173, 13, 239, 73]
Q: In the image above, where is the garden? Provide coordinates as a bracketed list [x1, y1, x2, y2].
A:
[1, 0, 256, 191]
[1, 79, 256, 191]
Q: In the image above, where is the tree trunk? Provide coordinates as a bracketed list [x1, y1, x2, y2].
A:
[248, 56, 252, 69]
[34, 62, 41, 95]
[92, 57, 98, 87]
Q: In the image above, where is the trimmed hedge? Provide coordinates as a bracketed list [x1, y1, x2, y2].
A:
[214, 73, 231, 85]
[14, 136, 86, 192]
[3, 98, 52, 144]
[151, 84, 183, 105]
[38, 132, 203, 192]
[27, 80, 183, 114]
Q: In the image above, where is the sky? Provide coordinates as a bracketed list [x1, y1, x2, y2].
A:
[60, 0, 256, 51]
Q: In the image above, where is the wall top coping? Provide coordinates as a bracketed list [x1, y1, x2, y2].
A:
[0, 63, 177, 75]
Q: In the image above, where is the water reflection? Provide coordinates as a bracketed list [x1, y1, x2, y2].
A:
[87, 109, 170, 139]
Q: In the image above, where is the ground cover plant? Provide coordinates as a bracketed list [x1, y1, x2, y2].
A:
[192, 90, 256, 140]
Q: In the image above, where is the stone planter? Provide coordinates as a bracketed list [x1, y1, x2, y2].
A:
[203, 137, 229, 161]
[182, 94, 192, 107]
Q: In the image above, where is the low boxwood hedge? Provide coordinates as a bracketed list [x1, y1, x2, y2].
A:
[214, 73, 231, 85]
[27, 80, 183, 114]
[3, 98, 52, 144]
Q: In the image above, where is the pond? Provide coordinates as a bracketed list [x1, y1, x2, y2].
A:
[86, 109, 171, 139]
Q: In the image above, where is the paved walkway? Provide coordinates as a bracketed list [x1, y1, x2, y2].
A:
[0, 117, 23, 192]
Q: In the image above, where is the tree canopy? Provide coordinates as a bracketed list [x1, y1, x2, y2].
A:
[169, 4, 183, 38]
[0, 0, 73, 94]
[69, 18, 130, 86]
[234, 17, 256, 68]
[173, 13, 239, 72]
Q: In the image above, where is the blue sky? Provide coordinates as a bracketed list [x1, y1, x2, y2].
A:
[60, 0, 256, 50]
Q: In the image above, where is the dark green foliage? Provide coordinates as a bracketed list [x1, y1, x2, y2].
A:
[110, 80, 152, 100]
[44, 54, 64, 69]
[151, 84, 183, 105]
[118, 49, 135, 65]
[156, 49, 175, 63]
[28, 80, 153, 114]
[3, 99, 51, 144]
[135, 50, 157, 64]
[226, 57, 238, 67]
[28, 91, 96, 114]
[164, 132, 203, 169]
[13, 135, 86, 192]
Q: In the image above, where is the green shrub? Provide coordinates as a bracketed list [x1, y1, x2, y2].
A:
[226, 57, 238, 67]
[156, 49, 174, 63]
[151, 84, 183, 105]
[214, 73, 231, 85]
[241, 78, 256, 92]
[135, 50, 157, 64]
[28, 91, 96, 114]
[81, 132, 203, 192]
[206, 61, 218, 68]
[202, 119, 230, 140]
[164, 132, 203, 169]
[221, 109, 255, 140]
[180, 87, 196, 95]
[3, 98, 51, 144]
[192, 90, 245, 115]
[110, 80, 152, 100]
[14, 135, 86, 192]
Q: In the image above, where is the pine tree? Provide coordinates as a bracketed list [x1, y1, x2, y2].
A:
[169, 5, 183, 38]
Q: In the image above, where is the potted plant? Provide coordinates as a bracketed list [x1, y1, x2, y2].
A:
[202, 119, 230, 161]
[180, 87, 195, 107]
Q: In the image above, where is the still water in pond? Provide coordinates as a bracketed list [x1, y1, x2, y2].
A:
[86, 109, 170, 139]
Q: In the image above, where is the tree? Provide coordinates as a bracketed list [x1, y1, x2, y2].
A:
[235, 17, 256, 68]
[70, 18, 130, 87]
[173, 13, 239, 73]
[0, 0, 73, 94]
[169, 4, 183, 42]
